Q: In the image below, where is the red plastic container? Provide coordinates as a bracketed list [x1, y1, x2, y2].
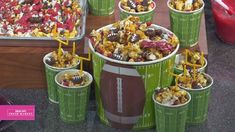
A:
[211, 0, 235, 44]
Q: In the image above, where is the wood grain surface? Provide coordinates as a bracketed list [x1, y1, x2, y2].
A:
[0, 1, 208, 88]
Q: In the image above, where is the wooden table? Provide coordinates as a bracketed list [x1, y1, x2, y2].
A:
[0, 1, 207, 88]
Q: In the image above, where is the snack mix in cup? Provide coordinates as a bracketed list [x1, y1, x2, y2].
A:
[168, 0, 203, 11]
[120, 0, 155, 13]
[0, 0, 82, 38]
[176, 50, 205, 71]
[154, 86, 189, 106]
[59, 72, 90, 87]
[178, 70, 209, 89]
[90, 16, 179, 62]
[45, 50, 79, 68]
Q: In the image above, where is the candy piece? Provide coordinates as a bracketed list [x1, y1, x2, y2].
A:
[129, 34, 140, 43]
[113, 53, 123, 60]
[107, 33, 120, 42]
[46, 57, 56, 66]
[145, 27, 156, 37]
[127, 0, 137, 10]
[71, 76, 84, 84]
[110, 27, 119, 33]
[28, 17, 43, 23]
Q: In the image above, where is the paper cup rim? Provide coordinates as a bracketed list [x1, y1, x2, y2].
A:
[43, 52, 80, 70]
[174, 53, 207, 72]
[89, 24, 180, 66]
[178, 72, 213, 91]
[55, 69, 93, 89]
[152, 88, 191, 108]
[167, 0, 205, 14]
[118, 1, 156, 15]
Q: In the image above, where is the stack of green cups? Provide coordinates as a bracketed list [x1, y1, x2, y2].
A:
[152, 88, 191, 132]
[178, 73, 213, 124]
[118, 1, 156, 22]
[167, 0, 205, 47]
[43, 52, 79, 104]
[88, 0, 115, 16]
[55, 69, 93, 123]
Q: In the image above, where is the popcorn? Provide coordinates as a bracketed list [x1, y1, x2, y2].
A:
[0, 0, 82, 38]
[121, 0, 155, 13]
[60, 72, 89, 87]
[154, 86, 189, 106]
[90, 16, 179, 62]
[176, 50, 205, 71]
[45, 50, 79, 68]
[178, 71, 209, 89]
[169, 0, 203, 11]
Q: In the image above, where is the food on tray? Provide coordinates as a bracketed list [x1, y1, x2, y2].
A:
[176, 50, 205, 70]
[178, 70, 210, 89]
[45, 50, 79, 68]
[169, 0, 203, 11]
[154, 86, 189, 106]
[90, 16, 179, 62]
[120, 0, 155, 12]
[60, 72, 89, 87]
[0, 0, 82, 38]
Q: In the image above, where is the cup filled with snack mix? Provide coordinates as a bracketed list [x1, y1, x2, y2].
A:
[178, 70, 213, 124]
[119, 0, 156, 22]
[88, 0, 115, 16]
[43, 50, 80, 103]
[89, 16, 180, 129]
[55, 69, 93, 123]
[174, 50, 207, 74]
[153, 86, 191, 132]
[167, 0, 205, 47]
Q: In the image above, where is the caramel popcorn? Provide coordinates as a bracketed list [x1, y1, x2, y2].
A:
[176, 50, 205, 71]
[154, 86, 189, 106]
[178, 70, 210, 89]
[90, 16, 179, 62]
[169, 0, 203, 11]
[120, 0, 155, 13]
[45, 50, 79, 68]
[60, 72, 89, 87]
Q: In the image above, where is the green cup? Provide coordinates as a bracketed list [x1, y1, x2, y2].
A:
[55, 69, 93, 123]
[167, 0, 205, 47]
[152, 88, 191, 132]
[88, 0, 115, 16]
[119, 1, 156, 22]
[178, 73, 213, 124]
[43, 52, 79, 104]
[174, 53, 207, 75]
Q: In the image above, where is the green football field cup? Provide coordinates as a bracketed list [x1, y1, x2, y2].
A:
[168, 0, 205, 47]
[43, 52, 79, 104]
[89, 24, 180, 129]
[55, 69, 93, 123]
[88, 0, 115, 16]
[119, 1, 156, 22]
[153, 88, 191, 132]
[174, 53, 207, 75]
[178, 73, 213, 124]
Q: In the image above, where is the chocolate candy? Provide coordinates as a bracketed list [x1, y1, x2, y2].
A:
[145, 27, 156, 37]
[71, 76, 84, 84]
[113, 53, 123, 60]
[28, 17, 43, 24]
[129, 34, 140, 43]
[46, 57, 56, 66]
[107, 33, 120, 42]
[127, 0, 137, 10]
[155, 29, 163, 36]
[110, 27, 119, 33]
[142, 0, 149, 6]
